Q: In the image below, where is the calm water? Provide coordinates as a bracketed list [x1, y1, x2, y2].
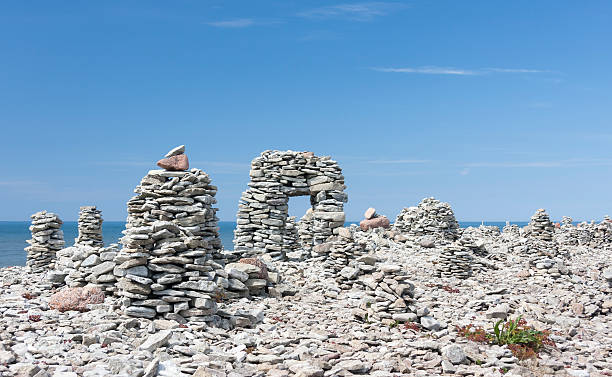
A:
[0, 221, 527, 268]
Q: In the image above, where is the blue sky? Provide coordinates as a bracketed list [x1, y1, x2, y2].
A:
[1, 1, 611, 222]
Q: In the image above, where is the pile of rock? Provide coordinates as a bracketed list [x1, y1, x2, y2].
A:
[359, 207, 390, 231]
[224, 258, 275, 298]
[555, 216, 591, 247]
[526, 209, 554, 241]
[501, 222, 521, 240]
[52, 244, 119, 292]
[114, 146, 225, 322]
[25, 211, 65, 272]
[528, 254, 570, 279]
[310, 227, 368, 274]
[353, 264, 436, 328]
[234, 150, 347, 260]
[586, 217, 612, 248]
[394, 197, 459, 241]
[436, 243, 474, 279]
[74, 206, 103, 248]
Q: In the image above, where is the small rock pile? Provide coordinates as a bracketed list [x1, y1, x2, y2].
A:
[359, 207, 391, 230]
[435, 242, 474, 279]
[25, 211, 65, 272]
[234, 150, 347, 260]
[311, 227, 368, 276]
[53, 244, 119, 292]
[526, 209, 554, 241]
[74, 206, 103, 248]
[394, 197, 459, 241]
[555, 216, 591, 247]
[501, 222, 520, 240]
[224, 258, 274, 298]
[586, 217, 612, 248]
[353, 264, 436, 328]
[115, 146, 225, 322]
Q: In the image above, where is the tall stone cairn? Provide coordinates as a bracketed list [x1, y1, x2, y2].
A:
[114, 145, 224, 321]
[394, 197, 460, 241]
[75, 206, 104, 248]
[234, 150, 347, 260]
[526, 209, 554, 241]
[25, 211, 65, 272]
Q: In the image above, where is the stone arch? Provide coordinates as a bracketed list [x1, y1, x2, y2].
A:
[234, 150, 347, 260]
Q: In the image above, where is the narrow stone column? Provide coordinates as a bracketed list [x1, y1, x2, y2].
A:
[25, 211, 65, 272]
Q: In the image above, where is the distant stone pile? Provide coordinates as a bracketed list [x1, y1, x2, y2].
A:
[25, 211, 65, 272]
[394, 197, 459, 241]
[311, 227, 368, 279]
[436, 243, 474, 279]
[359, 208, 390, 231]
[74, 206, 103, 248]
[501, 222, 520, 240]
[115, 146, 225, 322]
[234, 150, 347, 260]
[526, 209, 554, 241]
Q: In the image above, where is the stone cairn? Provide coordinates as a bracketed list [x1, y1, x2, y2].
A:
[311, 226, 368, 280]
[394, 197, 459, 242]
[25, 211, 65, 272]
[359, 207, 391, 231]
[114, 145, 227, 322]
[501, 221, 521, 240]
[435, 242, 474, 279]
[526, 209, 554, 241]
[234, 150, 347, 261]
[53, 244, 119, 293]
[352, 264, 427, 326]
[74, 206, 104, 247]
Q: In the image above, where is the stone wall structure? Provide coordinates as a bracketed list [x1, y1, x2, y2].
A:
[234, 150, 347, 260]
[25, 211, 65, 272]
[75, 206, 104, 248]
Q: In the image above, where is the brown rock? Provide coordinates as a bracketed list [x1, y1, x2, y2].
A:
[359, 216, 390, 231]
[157, 154, 189, 171]
[364, 207, 377, 220]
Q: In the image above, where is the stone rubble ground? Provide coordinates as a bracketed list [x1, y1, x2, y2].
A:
[2, 219, 610, 377]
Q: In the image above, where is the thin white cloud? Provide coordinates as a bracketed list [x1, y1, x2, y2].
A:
[466, 158, 612, 168]
[372, 67, 477, 75]
[367, 159, 432, 164]
[206, 18, 256, 28]
[459, 168, 470, 176]
[298, 2, 404, 21]
[372, 66, 556, 76]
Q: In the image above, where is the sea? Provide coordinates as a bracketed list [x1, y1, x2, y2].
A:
[0, 221, 529, 268]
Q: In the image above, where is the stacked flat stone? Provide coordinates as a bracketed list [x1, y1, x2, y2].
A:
[436, 242, 473, 279]
[310, 227, 368, 273]
[586, 217, 612, 248]
[114, 146, 224, 321]
[394, 197, 459, 241]
[234, 150, 347, 260]
[54, 244, 119, 292]
[74, 206, 103, 248]
[224, 258, 274, 298]
[528, 255, 570, 279]
[526, 209, 554, 241]
[282, 216, 300, 253]
[555, 216, 591, 247]
[25, 211, 65, 272]
[352, 264, 420, 324]
[297, 208, 315, 251]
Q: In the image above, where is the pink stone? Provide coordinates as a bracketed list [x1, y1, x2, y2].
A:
[157, 154, 189, 171]
[364, 207, 377, 220]
[359, 216, 390, 231]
